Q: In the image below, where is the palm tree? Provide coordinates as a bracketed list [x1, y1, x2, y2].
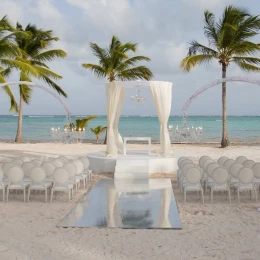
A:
[90, 125, 107, 143]
[82, 35, 153, 82]
[180, 5, 260, 147]
[0, 16, 33, 111]
[64, 116, 97, 131]
[10, 23, 67, 143]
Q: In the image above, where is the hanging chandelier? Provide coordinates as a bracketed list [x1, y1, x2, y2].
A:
[131, 86, 146, 103]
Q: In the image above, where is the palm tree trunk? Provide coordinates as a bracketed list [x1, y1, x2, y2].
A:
[96, 135, 99, 144]
[104, 128, 107, 144]
[15, 93, 23, 143]
[221, 64, 229, 148]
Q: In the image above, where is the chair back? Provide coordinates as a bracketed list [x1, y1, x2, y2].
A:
[235, 156, 247, 164]
[252, 163, 260, 179]
[238, 168, 254, 184]
[31, 159, 42, 167]
[206, 162, 219, 177]
[53, 168, 69, 185]
[212, 167, 229, 184]
[30, 167, 46, 184]
[177, 157, 188, 167]
[12, 159, 24, 166]
[41, 162, 55, 177]
[58, 156, 69, 163]
[180, 159, 193, 168]
[203, 159, 214, 171]
[0, 168, 4, 183]
[20, 156, 30, 162]
[7, 166, 24, 184]
[79, 157, 90, 169]
[185, 167, 201, 184]
[63, 162, 77, 179]
[72, 159, 84, 174]
[51, 159, 63, 168]
[199, 156, 211, 168]
[229, 163, 243, 178]
[243, 160, 255, 169]
[21, 162, 34, 177]
[223, 159, 235, 171]
[217, 156, 229, 166]
[2, 162, 15, 177]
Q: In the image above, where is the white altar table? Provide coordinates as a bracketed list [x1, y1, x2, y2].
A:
[123, 137, 151, 155]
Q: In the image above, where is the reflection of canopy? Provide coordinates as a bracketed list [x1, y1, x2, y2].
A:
[106, 81, 173, 157]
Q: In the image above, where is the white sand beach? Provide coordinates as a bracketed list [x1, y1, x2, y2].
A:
[0, 143, 260, 260]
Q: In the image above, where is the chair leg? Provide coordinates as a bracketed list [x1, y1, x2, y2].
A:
[6, 188, 9, 202]
[184, 189, 186, 203]
[68, 190, 70, 203]
[45, 189, 48, 203]
[211, 189, 213, 203]
[83, 179, 85, 190]
[254, 188, 258, 203]
[50, 189, 54, 203]
[27, 187, 31, 202]
[237, 189, 240, 203]
[228, 189, 231, 204]
[23, 188, 26, 202]
[201, 189, 204, 204]
[3, 188, 5, 202]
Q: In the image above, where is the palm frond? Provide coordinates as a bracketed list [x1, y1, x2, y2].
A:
[0, 73, 18, 111]
[235, 61, 260, 72]
[89, 42, 109, 68]
[82, 63, 107, 78]
[180, 54, 215, 72]
[40, 75, 67, 98]
[188, 41, 218, 56]
[117, 66, 153, 81]
[33, 65, 62, 80]
[204, 10, 218, 46]
[32, 49, 67, 62]
[19, 73, 33, 104]
[232, 56, 260, 65]
[75, 116, 97, 130]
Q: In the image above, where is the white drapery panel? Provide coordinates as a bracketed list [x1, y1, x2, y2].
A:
[150, 81, 172, 156]
[106, 82, 125, 156]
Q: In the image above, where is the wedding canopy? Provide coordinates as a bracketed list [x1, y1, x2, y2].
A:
[106, 81, 173, 157]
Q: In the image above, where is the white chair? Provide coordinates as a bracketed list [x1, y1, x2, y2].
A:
[204, 162, 219, 193]
[235, 156, 247, 164]
[12, 159, 24, 166]
[218, 156, 229, 167]
[179, 163, 194, 190]
[0, 168, 7, 202]
[51, 168, 73, 203]
[2, 162, 14, 181]
[233, 168, 258, 203]
[199, 156, 211, 168]
[72, 159, 86, 189]
[79, 157, 92, 182]
[28, 167, 52, 203]
[21, 162, 34, 183]
[243, 160, 255, 169]
[177, 157, 188, 183]
[223, 159, 235, 171]
[178, 157, 188, 167]
[20, 156, 31, 162]
[229, 163, 243, 186]
[41, 162, 55, 183]
[31, 159, 42, 167]
[63, 162, 80, 193]
[182, 167, 204, 203]
[252, 163, 260, 189]
[58, 156, 69, 164]
[51, 159, 64, 168]
[208, 167, 231, 204]
[6, 166, 29, 202]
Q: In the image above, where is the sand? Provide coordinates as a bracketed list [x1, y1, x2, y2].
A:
[0, 142, 260, 260]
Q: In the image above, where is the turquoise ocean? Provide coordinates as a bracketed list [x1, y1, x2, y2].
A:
[0, 115, 260, 143]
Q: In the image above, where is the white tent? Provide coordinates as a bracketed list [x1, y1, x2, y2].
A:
[106, 81, 173, 157]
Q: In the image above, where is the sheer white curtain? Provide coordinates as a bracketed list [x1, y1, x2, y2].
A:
[150, 81, 172, 156]
[106, 82, 125, 156]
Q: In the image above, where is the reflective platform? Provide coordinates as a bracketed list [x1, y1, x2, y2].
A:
[57, 178, 182, 229]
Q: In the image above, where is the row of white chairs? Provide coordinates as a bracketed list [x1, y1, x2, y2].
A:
[177, 156, 260, 204]
[0, 156, 92, 203]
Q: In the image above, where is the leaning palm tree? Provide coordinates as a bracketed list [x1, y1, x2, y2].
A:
[91, 125, 107, 144]
[181, 5, 260, 147]
[10, 23, 67, 142]
[0, 16, 33, 111]
[82, 35, 153, 82]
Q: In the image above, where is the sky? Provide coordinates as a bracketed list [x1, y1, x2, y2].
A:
[0, 0, 260, 116]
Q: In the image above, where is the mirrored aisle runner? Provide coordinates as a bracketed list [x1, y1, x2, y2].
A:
[57, 178, 182, 229]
